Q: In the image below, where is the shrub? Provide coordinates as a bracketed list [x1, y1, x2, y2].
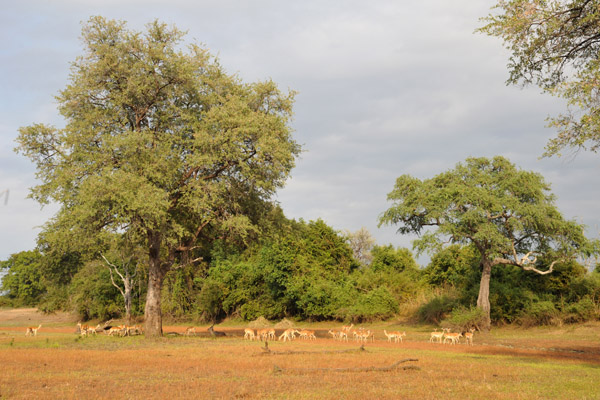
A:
[519, 301, 560, 327]
[563, 296, 597, 323]
[417, 294, 459, 324]
[441, 306, 486, 332]
[343, 287, 399, 322]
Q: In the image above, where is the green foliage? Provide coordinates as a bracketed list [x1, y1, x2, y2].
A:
[379, 155, 593, 329]
[0, 251, 46, 306]
[417, 294, 460, 324]
[423, 244, 479, 287]
[479, 0, 600, 156]
[197, 279, 225, 322]
[563, 296, 597, 323]
[69, 262, 122, 321]
[162, 267, 196, 319]
[441, 306, 486, 332]
[345, 287, 399, 322]
[15, 16, 301, 335]
[519, 301, 560, 327]
[370, 245, 419, 273]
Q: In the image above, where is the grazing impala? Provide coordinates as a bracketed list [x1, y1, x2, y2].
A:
[328, 329, 341, 340]
[464, 328, 476, 346]
[278, 328, 299, 342]
[443, 331, 462, 345]
[244, 328, 255, 340]
[255, 328, 268, 341]
[298, 329, 316, 340]
[107, 325, 125, 336]
[25, 324, 42, 337]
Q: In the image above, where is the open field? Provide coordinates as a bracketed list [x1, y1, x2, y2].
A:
[1, 309, 599, 399]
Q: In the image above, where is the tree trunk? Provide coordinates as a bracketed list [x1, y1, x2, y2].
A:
[124, 274, 132, 325]
[144, 232, 166, 337]
[477, 259, 492, 331]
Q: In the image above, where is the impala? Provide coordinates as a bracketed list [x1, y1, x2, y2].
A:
[356, 329, 372, 343]
[386, 330, 406, 343]
[429, 329, 443, 343]
[464, 328, 476, 346]
[267, 328, 276, 341]
[328, 329, 341, 340]
[395, 331, 406, 343]
[443, 332, 462, 345]
[185, 326, 197, 336]
[25, 324, 42, 337]
[244, 328, 255, 340]
[256, 328, 269, 341]
[297, 329, 309, 340]
[383, 330, 395, 342]
[341, 323, 354, 333]
[278, 328, 299, 342]
[130, 325, 143, 335]
[77, 322, 89, 337]
[107, 325, 125, 336]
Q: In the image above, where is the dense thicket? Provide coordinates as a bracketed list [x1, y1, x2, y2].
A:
[3, 217, 599, 326]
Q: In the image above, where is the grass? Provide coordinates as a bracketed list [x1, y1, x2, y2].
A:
[0, 312, 599, 399]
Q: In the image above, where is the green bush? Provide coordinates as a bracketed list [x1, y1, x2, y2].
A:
[344, 287, 399, 322]
[417, 294, 459, 324]
[197, 279, 225, 322]
[0, 250, 46, 306]
[519, 301, 560, 327]
[563, 296, 597, 323]
[69, 262, 122, 321]
[441, 306, 486, 332]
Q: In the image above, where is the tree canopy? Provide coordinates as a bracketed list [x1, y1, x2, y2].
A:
[479, 0, 600, 156]
[379, 156, 593, 329]
[15, 17, 300, 336]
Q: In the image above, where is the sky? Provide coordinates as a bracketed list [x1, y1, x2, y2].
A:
[1, 0, 599, 266]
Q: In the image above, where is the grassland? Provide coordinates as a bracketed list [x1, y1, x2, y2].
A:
[0, 308, 599, 399]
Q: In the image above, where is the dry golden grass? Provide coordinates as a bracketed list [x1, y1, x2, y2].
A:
[1, 309, 599, 399]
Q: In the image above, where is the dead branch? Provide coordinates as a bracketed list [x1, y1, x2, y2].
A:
[260, 341, 367, 355]
[272, 359, 420, 374]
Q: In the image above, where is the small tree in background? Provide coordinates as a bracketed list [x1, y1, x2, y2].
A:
[346, 227, 376, 267]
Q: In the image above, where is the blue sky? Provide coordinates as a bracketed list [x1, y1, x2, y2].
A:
[1, 0, 599, 265]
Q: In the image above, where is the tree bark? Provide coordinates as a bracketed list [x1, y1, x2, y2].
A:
[124, 274, 132, 325]
[144, 232, 166, 337]
[477, 259, 492, 331]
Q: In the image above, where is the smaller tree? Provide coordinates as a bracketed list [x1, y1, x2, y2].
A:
[0, 251, 46, 306]
[379, 156, 595, 330]
[345, 227, 376, 267]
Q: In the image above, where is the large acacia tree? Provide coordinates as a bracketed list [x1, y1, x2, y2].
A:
[16, 17, 300, 336]
[379, 156, 592, 330]
[479, 0, 600, 156]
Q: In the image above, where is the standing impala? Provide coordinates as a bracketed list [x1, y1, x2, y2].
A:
[464, 328, 476, 346]
[25, 324, 42, 337]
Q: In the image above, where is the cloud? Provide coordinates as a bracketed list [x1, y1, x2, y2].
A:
[1, 0, 598, 266]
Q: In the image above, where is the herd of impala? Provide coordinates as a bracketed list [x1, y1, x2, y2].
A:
[25, 321, 476, 345]
[243, 323, 477, 345]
